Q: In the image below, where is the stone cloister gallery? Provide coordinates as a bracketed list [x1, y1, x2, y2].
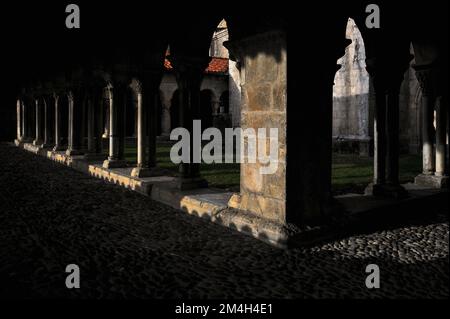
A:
[4, 2, 449, 248]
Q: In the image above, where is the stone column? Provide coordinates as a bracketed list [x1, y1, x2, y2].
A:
[21, 99, 30, 142]
[415, 66, 435, 175]
[33, 97, 43, 146]
[435, 95, 447, 177]
[14, 99, 22, 145]
[366, 61, 387, 186]
[131, 75, 165, 177]
[42, 95, 54, 148]
[365, 57, 410, 198]
[413, 65, 448, 188]
[53, 93, 64, 151]
[226, 31, 289, 224]
[102, 94, 110, 138]
[103, 83, 127, 168]
[170, 56, 209, 190]
[66, 88, 84, 156]
[131, 81, 148, 177]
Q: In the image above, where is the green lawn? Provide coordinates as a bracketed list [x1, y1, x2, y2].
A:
[332, 154, 422, 195]
[123, 142, 422, 195]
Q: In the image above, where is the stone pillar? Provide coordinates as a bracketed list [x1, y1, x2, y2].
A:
[365, 57, 411, 198]
[103, 83, 127, 169]
[373, 86, 386, 185]
[170, 56, 209, 190]
[435, 95, 447, 177]
[413, 65, 448, 188]
[53, 93, 64, 151]
[21, 100, 30, 142]
[42, 95, 54, 148]
[131, 75, 165, 177]
[33, 97, 43, 146]
[103, 94, 110, 138]
[16, 99, 22, 140]
[131, 81, 148, 176]
[66, 88, 84, 156]
[415, 67, 435, 175]
[226, 31, 289, 224]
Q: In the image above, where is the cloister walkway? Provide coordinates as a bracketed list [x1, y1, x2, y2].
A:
[0, 143, 448, 298]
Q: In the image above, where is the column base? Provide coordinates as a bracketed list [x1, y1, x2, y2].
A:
[365, 183, 408, 199]
[33, 139, 43, 147]
[103, 158, 127, 169]
[177, 177, 208, 190]
[14, 139, 24, 146]
[415, 174, 449, 189]
[66, 149, 84, 156]
[131, 166, 169, 178]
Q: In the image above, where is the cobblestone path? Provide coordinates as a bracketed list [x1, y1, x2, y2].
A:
[0, 143, 448, 298]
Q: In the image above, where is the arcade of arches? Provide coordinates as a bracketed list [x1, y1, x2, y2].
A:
[7, 4, 449, 246]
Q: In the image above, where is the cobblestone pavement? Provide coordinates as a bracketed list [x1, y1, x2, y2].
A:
[0, 143, 448, 299]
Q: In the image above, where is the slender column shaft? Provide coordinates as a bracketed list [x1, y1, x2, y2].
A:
[53, 94, 62, 150]
[172, 60, 206, 183]
[21, 100, 28, 139]
[386, 91, 400, 184]
[107, 85, 126, 161]
[136, 90, 146, 167]
[103, 99, 110, 138]
[435, 95, 448, 176]
[373, 91, 387, 184]
[118, 88, 126, 160]
[33, 98, 43, 145]
[66, 89, 84, 155]
[43, 96, 53, 146]
[108, 87, 119, 160]
[16, 99, 22, 140]
[422, 94, 435, 175]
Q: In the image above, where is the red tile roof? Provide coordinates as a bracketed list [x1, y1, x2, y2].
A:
[164, 57, 228, 75]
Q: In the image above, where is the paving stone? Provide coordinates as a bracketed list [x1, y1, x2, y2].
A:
[0, 143, 448, 298]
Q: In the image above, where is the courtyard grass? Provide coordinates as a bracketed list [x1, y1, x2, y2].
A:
[124, 142, 422, 195]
